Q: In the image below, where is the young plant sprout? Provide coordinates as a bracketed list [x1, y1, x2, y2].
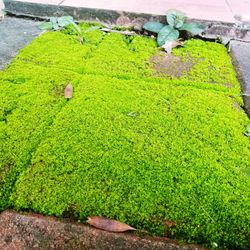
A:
[143, 9, 206, 52]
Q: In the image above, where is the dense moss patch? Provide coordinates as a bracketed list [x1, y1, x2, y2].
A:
[0, 25, 249, 249]
[0, 65, 81, 209]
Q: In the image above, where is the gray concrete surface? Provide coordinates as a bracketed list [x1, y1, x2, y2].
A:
[4, 0, 250, 42]
[0, 16, 42, 70]
[4, 0, 250, 23]
[230, 41, 250, 117]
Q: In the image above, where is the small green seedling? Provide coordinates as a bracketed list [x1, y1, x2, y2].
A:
[39, 16, 92, 44]
[39, 16, 101, 44]
[69, 25, 101, 44]
[39, 16, 79, 31]
[143, 9, 206, 47]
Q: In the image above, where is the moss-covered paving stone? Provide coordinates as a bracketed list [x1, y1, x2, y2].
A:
[0, 25, 249, 249]
[0, 64, 81, 209]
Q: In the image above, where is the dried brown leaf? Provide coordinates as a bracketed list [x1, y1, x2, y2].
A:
[164, 220, 177, 228]
[162, 39, 185, 54]
[87, 216, 136, 232]
[64, 83, 73, 99]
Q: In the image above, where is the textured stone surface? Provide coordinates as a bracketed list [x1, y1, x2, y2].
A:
[4, 0, 250, 43]
[0, 16, 41, 69]
[4, 0, 250, 24]
[205, 24, 250, 42]
[230, 41, 250, 117]
[0, 210, 205, 250]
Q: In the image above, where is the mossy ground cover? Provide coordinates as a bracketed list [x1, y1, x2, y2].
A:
[0, 24, 250, 249]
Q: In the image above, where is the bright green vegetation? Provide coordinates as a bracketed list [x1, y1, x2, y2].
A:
[0, 24, 249, 249]
[143, 9, 205, 46]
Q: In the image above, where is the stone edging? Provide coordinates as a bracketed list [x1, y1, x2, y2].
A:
[3, 0, 250, 42]
[0, 210, 205, 250]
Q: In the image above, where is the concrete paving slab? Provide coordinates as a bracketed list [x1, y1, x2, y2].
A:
[60, 0, 234, 23]
[4, 0, 64, 18]
[0, 16, 42, 69]
[230, 40, 250, 117]
[227, 0, 250, 22]
[8, 0, 234, 23]
[4, 0, 250, 43]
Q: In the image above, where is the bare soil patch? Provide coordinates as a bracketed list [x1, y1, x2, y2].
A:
[150, 52, 195, 78]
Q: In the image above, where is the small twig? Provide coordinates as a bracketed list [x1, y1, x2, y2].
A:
[200, 205, 215, 223]
[101, 28, 138, 36]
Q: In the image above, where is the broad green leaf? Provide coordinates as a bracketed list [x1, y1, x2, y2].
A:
[50, 17, 57, 25]
[71, 22, 81, 33]
[157, 25, 179, 46]
[59, 16, 74, 22]
[38, 22, 53, 30]
[52, 23, 60, 30]
[57, 16, 74, 27]
[166, 9, 186, 28]
[142, 22, 165, 33]
[179, 22, 206, 35]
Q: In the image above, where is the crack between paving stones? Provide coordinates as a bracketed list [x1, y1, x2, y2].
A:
[19, 62, 234, 98]
[12, 28, 236, 97]
[58, 0, 65, 6]
[224, 0, 234, 16]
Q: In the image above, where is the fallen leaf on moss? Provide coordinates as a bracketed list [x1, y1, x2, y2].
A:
[164, 220, 177, 228]
[64, 83, 73, 99]
[162, 39, 185, 54]
[87, 216, 136, 232]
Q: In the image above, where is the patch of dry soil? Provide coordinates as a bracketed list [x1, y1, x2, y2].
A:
[150, 52, 195, 78]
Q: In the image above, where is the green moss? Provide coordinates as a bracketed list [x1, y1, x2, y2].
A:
[11, 75, 250, 249]
[173, 39, 240, 91]
[112, 25, 134, 31]
[0, 65, 81, 209]
[13, 29, 104, 72]
[0, 27, 249, 249]
[83, 33, 157, 79]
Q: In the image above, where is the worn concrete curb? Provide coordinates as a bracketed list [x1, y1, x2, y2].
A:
[230, 41, 250, 117]
[4, 0, 250, 41]
[0, 210, 205, 250]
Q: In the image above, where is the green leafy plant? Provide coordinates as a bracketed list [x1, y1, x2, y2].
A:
[39, 16, 79, 31]
[68, 25, 101, 44]
[143, 9, 206, 46]
[39, 16, 101, 44]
